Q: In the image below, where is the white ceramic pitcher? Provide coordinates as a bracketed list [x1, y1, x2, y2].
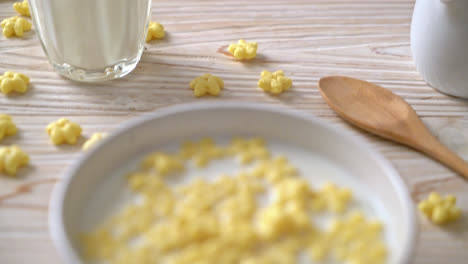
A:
[411, 0, 468, 98]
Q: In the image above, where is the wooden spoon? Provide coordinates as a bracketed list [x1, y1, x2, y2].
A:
[318, 76, 468, 180]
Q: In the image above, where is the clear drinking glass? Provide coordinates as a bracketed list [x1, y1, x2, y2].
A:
[29, 0, 152, 82]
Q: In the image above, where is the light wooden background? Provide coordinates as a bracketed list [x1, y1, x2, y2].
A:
[0, 0, 467, 263]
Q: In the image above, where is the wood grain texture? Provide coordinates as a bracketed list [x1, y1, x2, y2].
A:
[0, 0, 467, 263]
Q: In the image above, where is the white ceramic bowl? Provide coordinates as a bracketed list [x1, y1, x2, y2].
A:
[49, 102, 417, 264]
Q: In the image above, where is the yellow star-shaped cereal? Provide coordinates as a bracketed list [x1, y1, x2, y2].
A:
[1, 16, 31, 38]
[0, 71, 30, 95]
[228, 39, 258, 60]
[46, 118, 82, 145]
[258, 70, 292, 94]
[257, 201, 310, 240]
[179, 138, 225, 168]
[311, 212, 386, 263]
[80, 228, 122, 260]
[146, 21, 165, 42]
[82, 132, 107, 151]
[418, 192, 461, 225]
[189, 73, 224, 97]
[251, 156, 297, 183]
[0, 114, 17, 141]
[318, 183, 353, 213]
[141, 152, 184, 176]
[0, 145, 29, 176]
[127, 172, 168, 195]
[13, 0, 30, 17]
[228, 137, 270, 164]
[274, 177, 312, 207]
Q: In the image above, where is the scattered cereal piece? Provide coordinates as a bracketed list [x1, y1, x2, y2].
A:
[0, 114, 17, 141]
[180, 138, 225, 168]
[275, 177, 312, 207]
[1, 16, 31, 38]
[257, 201, 311, 240]
[0, 145, 29, 176]
[46, 118, 82, 145]
[189, 73, 224, 97]
[258, 70, 292, 94]
[82, 133, 106, 151]
[418, 192, 461, 225]
[306, 212, 386, 264]
[80, 228, 122, 260]
[308, 242, 328, 262]
[141, 152, 184, 176]
[228, 137, 270, 164]
[319, 182, 353, 213]
[251, 156, 297, 183]
[0, 71, 30, 95]
[228, 39, 258, 60]
[13, 0, 30, 17]
[112, 245, 160, 264]
[146, 21, 165, 42]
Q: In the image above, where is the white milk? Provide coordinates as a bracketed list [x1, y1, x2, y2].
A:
[29, 0, 150, 79]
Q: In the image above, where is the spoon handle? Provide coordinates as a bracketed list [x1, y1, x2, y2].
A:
[414, 133, 468, 180]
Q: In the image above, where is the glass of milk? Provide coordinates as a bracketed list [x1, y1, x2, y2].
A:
[29, 0, 151, 82]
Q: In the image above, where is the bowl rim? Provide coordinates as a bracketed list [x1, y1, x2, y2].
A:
[49, 101, 417, 264]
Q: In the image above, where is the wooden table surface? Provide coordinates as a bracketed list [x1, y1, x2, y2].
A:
[1, 0, 467, 263]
